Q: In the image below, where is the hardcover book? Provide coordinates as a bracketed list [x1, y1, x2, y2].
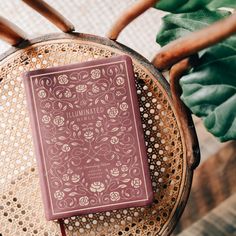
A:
[23, 55, 153, 220]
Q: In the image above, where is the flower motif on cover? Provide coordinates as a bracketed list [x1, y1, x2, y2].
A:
[131, 178, 142, 188]
[54, 190, 65, 200]
[110, 168, 119, 177]
[71, 174, 80, 183]
[79, 196, 89, 206]
[120, 102, 128, 111]
[53, 116, 64, 127]
[38, 89, 47, 98]
[42, 115, 51, 124]
[76, 84, 87, 93]
[121, 165, 128, 172]
[44, 102, 51, 109]
[72, 124, 80, 131]
[61, 144, 70, 152]
[84, 130, 94, 140]
[79, 99, 87, 106]
[92, 84, 100, 93]
[116, 91, 122, 96]
[90, 182, 105, 193]
[96, 120, 102, 127]
[110, 192, 120, 202]
[62, 174, 69, 182]
[91, 69, 101, 79]
[58, 74, 69, 85]
[64, 90, 72, 98]
[110, 136, 119, 144]
[116, 76, 124, 85]
[107, 107, 118, 118]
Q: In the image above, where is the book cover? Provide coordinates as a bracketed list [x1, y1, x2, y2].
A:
[23, 55, 153, 220]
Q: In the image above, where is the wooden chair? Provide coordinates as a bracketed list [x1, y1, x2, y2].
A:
[0, 0, 234, 235]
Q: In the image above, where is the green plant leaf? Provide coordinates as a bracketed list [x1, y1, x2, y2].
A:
[156, 9, 230, 46]
[155, 0, 236, 13]
[155, 9, 236, 141]
[208, 0, 236, 9]
[180, 36, 236, 141]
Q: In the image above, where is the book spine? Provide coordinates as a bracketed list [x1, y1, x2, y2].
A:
[23, 74, 52, 220]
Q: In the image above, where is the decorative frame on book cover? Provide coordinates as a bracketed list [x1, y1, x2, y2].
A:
[0, 1, 200, 236]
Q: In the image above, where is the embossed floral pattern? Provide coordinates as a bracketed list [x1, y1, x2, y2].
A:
[121, 165, 128, 172]
[115, 91, 122, 96]
[107, 107, 118, 118]
[54, 190, 65, 200]
[58, 74, 69, 84]
[116, 76, 124, 85]
[110, 168, 120, 177]
[116, 161, 122, 167]
[96, 120, 102, 127]
[110, 192, 120, 202]
[62, 174, 69, 182]
[44, 102, 51, 108]
[33, 60, 146, 211]
[110, 136, 119, 144]
[76, 84, 87, 93]
[84, 130, 94, 140]
[80, 99, 87, 106]
[53, 116, 64, 127]
[91, 69, 101, 79]
[42, 115, 51, 124]
[38, 89, 46, 98]
[72, 124, 80, 131]
[71, 174, 80, 183]
[79, 196, 89, 206]
[92, 84, 100, 93]
[120, 102, 128, 111]
[64, 90, 72, 98]
[131, 178, 142, 188]
[90, 182, 105, 193]
[62, 144, 70, 152]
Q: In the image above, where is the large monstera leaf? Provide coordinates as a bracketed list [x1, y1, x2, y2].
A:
[180, 37, 236, 142]
[155, 0, 236, 13]
[156, 9, 230, 46]
[156, 8, 236, 141]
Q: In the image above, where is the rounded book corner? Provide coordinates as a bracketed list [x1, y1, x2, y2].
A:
[146, 191, 154, 206]
[120, 54, 132, 63]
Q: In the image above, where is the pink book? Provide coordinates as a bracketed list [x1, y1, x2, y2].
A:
[23, 55, 153, 220]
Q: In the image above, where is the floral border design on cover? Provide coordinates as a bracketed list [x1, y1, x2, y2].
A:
[31, 61, 147, 213]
